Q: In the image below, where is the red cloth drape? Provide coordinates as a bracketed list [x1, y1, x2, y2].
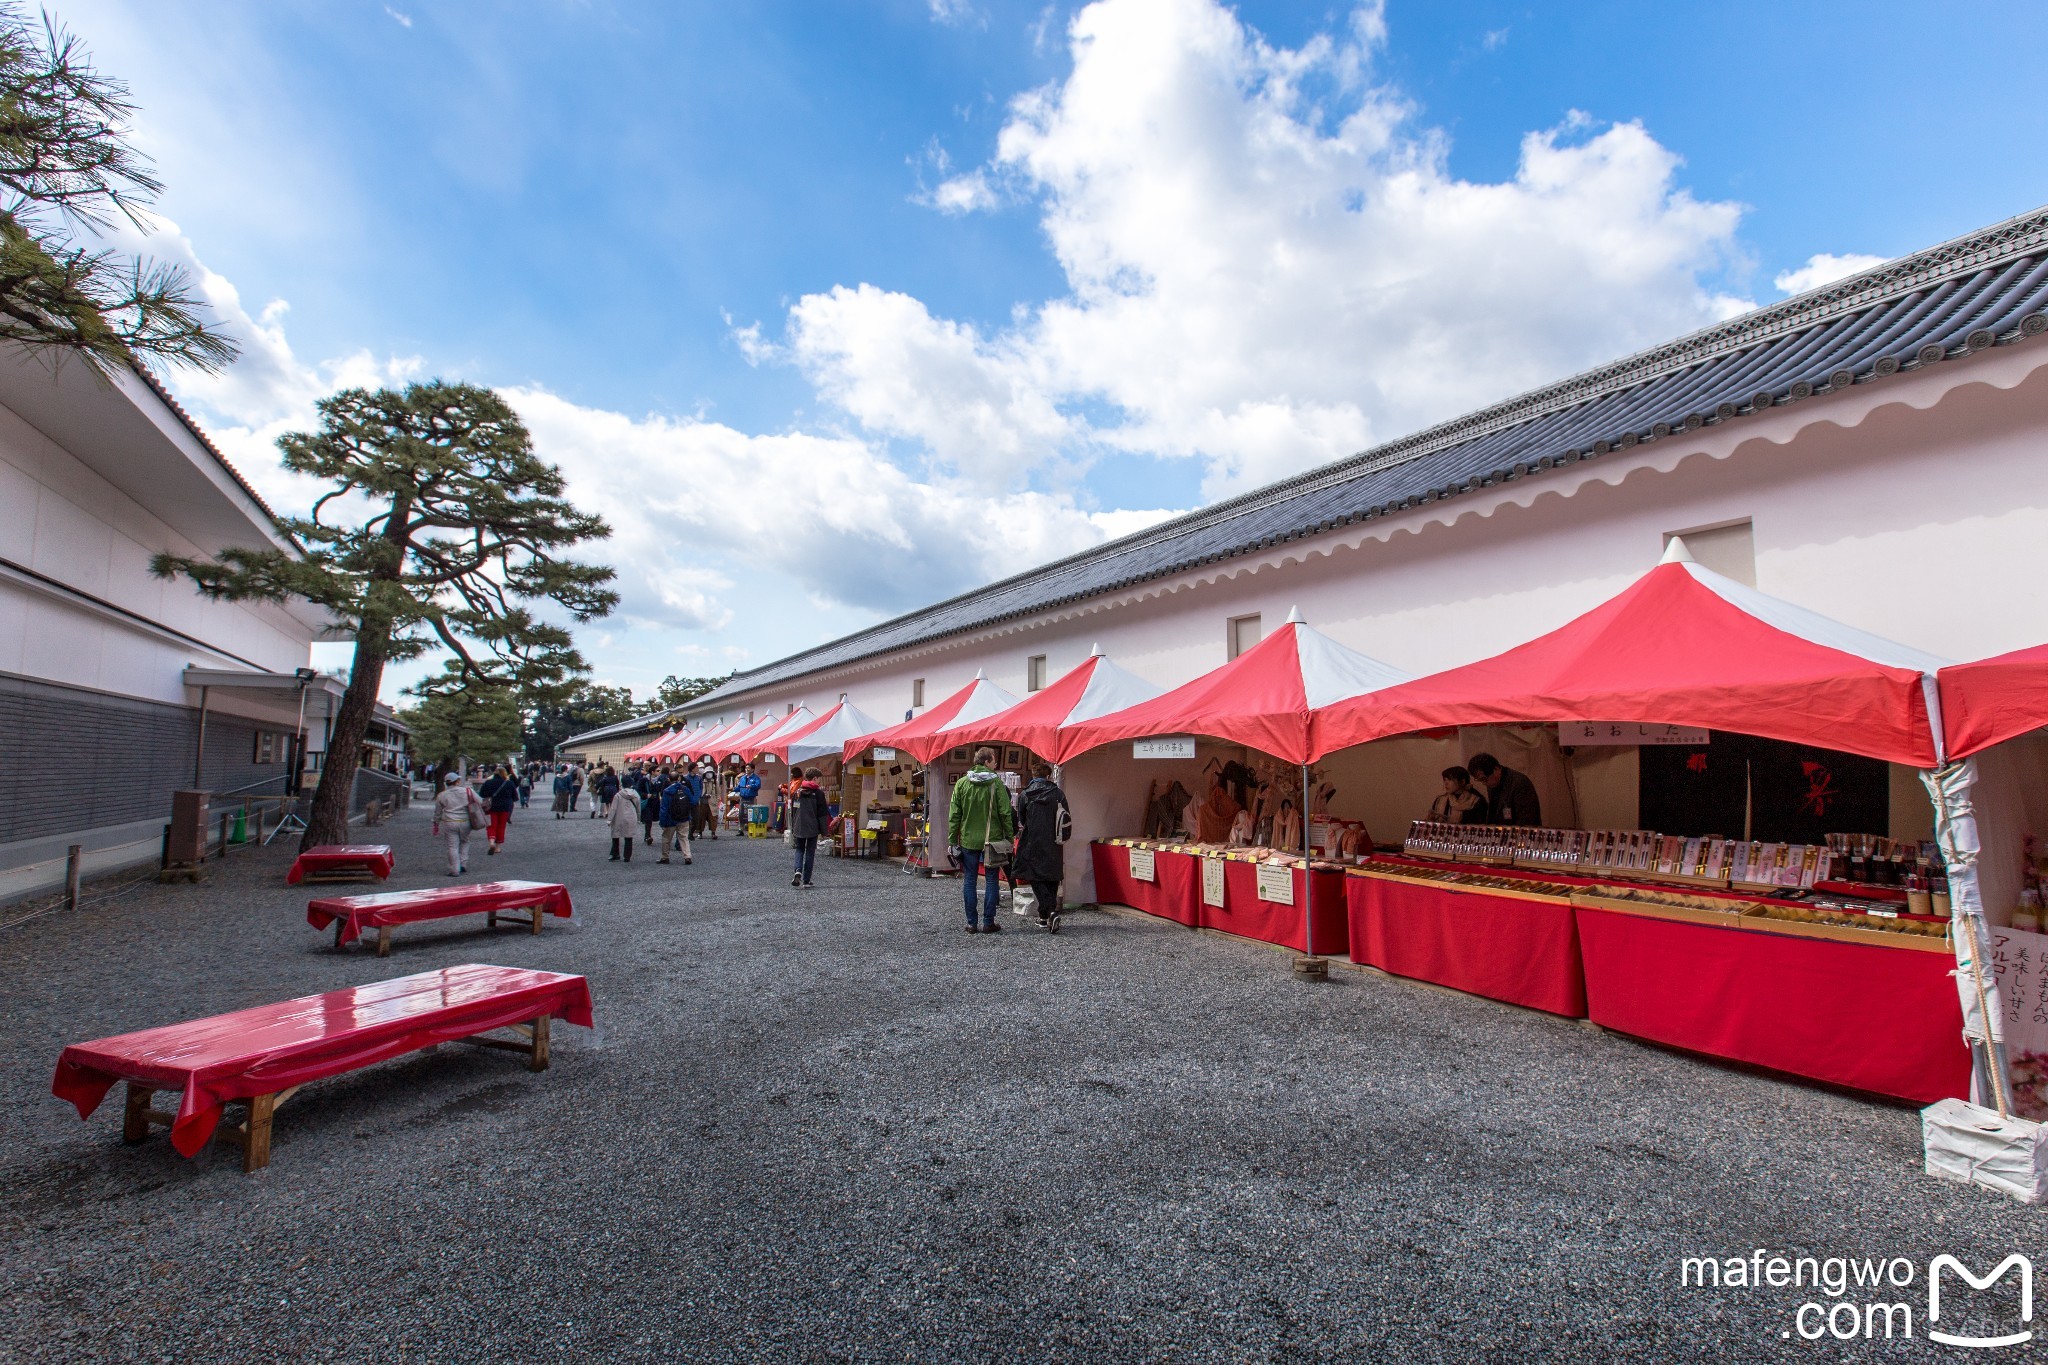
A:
[1090, 844, 1200, 927]
[285, 845, 394, 884]
[1344, 873, 1587, 1018]
[306, 880, 576, 946]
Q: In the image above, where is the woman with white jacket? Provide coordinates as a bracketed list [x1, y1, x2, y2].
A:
[431, 772, 481, 876]
[607, 780, 643, 861]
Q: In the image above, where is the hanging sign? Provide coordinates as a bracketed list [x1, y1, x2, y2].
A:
[1561, 722, 1710, 746]
[1989, 923, 2048, 1121]
[1255, 860, 1294, 904]
[1202, 856, 1226, 908]
[1128, 846, 1156, 882]
[873, 747, 898, 760]
[1134, 737, 1197, 760]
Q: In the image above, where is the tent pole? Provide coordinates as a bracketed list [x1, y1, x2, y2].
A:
[1301, 761, 1315, 960]
[1924, 762, 2013, 1116]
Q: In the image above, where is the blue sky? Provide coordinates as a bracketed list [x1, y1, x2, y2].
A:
[65, 0, 2048, 702]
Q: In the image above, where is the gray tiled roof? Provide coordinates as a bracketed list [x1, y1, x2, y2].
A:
[699, 204, 2048, 707]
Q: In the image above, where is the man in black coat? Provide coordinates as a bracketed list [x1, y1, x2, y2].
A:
[1012, 762, 1072, 932]
[1467, 752, 1542, 827]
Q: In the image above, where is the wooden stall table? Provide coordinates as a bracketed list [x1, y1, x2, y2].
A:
[1208, 857, 1349, 956]
[307, 880, 575, 955]
[285, 844, 395, 885]
[51, 964, 594, 1172]
[1089, 841, 1201, 927]
[1344, 860, 1588, 1018]
[1573, 897, 1969, 1105]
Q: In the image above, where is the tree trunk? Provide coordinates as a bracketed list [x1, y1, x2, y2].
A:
[301, 628, 389, 850]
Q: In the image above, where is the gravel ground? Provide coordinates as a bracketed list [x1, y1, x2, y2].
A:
[0, 800, 2042, 1362]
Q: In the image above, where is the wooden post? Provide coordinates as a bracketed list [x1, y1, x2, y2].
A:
[122, 1083, 155, 1144]
[529, 1015, 551, 1072]
[333, 918, 346, 950]
[242, 1093, 277, 1172]
[529, 904, 543, 935]
[64, 844, 81, 912]
[217, 813, 230, 859]
[376, 926, 393, 957]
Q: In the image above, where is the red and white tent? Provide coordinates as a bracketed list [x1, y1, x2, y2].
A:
[736, 707, 815, 763]
[843, 672, 1022, 764]
[679, 717, 748, 760]
[1060, 614, 1411, 765]
[1314, 541, 1951, 767]
[761, 700, 884, 767]
[1938, 644, 2048, 761]
[715, 713, 788, 762]
[933, 648, 1162, 764]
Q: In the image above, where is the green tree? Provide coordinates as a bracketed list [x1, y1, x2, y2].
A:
[153, 381, 617, 847]
[524, 682, 639, 759]
[401, 683, 524, 771]
[0, 7, 236, 373]
[650, 673, 728, 711]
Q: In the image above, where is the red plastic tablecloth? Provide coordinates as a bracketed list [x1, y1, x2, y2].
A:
[285, 845, 395, 885]
[52, 964, 594, 1155]
[1344, 872, 1587, 1018]
[1574, 906, 1969, 1104]
[306, 880, 575, 945]
[1090, 844, 1200, 927]
[1210, 860, 1349, 956]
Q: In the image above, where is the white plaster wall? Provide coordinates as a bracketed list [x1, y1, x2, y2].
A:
[0, 399, 314, 705]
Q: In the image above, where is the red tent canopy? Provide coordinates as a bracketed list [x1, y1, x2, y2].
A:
[1059, 617, 1411, 765]
[760, 700, 884, 766]
[677, 718, 745, 759]
[843, 673, 1021, 764]
[737, 708, 814, 763]
[715, 713, 787, 761]
[1938, 644, 2048, 761]
[1314, 545, 1951, 767]
[934, 650, 1163, 764]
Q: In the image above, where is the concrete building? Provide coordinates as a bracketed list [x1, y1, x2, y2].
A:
[664, 207, 2048, 897]
[0, 352, 363, 899]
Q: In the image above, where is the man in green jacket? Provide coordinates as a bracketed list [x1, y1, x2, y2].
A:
[948, 747, 1017, 933]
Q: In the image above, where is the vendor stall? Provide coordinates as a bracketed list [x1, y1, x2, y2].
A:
[1090, 839, 1348, 952]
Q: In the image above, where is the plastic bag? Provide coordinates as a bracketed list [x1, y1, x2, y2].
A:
[1013, 884, 1036, 917]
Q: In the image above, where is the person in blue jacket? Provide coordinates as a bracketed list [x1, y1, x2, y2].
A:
[658, 773, 695, 865]
[735, 765, 762, 808]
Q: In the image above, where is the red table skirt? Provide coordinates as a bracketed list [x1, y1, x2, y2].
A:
[1344, 874, 1587, 1018]
[306, 880, 575, 945]
[1088, 846, 1347, 953]
[286, 845, 395, 884]
[1574, 906, 1970, 1105]
[1089, 845, 1200, 927]
[53, 965, 594, 1155]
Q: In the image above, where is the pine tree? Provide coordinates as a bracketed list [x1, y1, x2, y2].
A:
[153, 381, 616, 847]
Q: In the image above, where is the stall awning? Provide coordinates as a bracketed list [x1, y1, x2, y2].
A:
[843, 673, 1021, 764]
[1059, 615, 1410, 766]
[933, 648, 1162, 764]
[710, 714, 784, 761]
[763, 701, 883, 766]
[1937, 644, 2048, 761]
[1314, 541, 1951, 767]
[737, 708, 815, 763]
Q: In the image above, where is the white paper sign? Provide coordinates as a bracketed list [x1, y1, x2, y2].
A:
[1128, 846, 1156, 882]
[873, 747, 897, 760]
[1134, 736, 1197, 760]
[1561, 722, 1709, 746]
[1255, 860, 1294, 905]
[1202, 856, 1226, 908]
[1988, 924, 2048, 1120]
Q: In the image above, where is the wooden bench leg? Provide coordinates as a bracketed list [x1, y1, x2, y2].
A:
[529, 1015, 551, 1072]
[122, 1083, 155, 1144]
[376, 926, 393, 957]
[529, 906, 543, 936]
[487, 910, 498, 929]
[333, 919, 346, 950]
[242, 1093, 277, 1172]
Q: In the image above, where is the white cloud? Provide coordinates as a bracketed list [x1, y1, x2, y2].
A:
[929, 0, 979, 24]
[384, 6, 413, 27]
[1482, 27, 1509, 52]
[1774, 251, 1887, 296]
[761, 0, 1749, 500]
[921, 170, 1001, 214]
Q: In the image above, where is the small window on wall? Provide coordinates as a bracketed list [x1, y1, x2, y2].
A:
[1664, 520, 1755, 587]
[254, 732, 277, 764]
[786, 703, 795, 714]
[1227, 613, 1263, 660]
[912, 678, 925, 707]
[1027, 655, 1047, 691]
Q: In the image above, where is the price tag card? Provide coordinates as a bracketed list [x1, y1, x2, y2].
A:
[1202, 856, 1226, 907]
[1255, 860, 1294, 905]
[1128, 845, 1156, 882]
[1133, 736, 1197, 760]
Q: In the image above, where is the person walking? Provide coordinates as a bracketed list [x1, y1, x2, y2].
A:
[639, 776, 662, 847]
[947, 747, 1016, 934]
[1012, 761, 1071, 932]
[551, 766, 571, 818]
[479, 764, 517, 855]
[430, 772, 479, 877]
[568, 763, 586, 813]
[608, 773, 643, 861]
[789, 767, 830, 888]
[658, 770, 695, 865]
[594, 765, 622, 819]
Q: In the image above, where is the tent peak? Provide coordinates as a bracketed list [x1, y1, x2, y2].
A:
[1089, 642, 1102, 657]
[1660, 536, 1697, 565]
[1286, 605, 1303, 623]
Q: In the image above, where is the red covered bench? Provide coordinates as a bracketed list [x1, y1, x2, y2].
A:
[51, 965, 594, 1172]
[286, 844, 395, 885]
[307, 880, 574, 955]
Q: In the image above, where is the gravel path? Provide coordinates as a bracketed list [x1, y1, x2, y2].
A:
[0, 801, 2041, 1361]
